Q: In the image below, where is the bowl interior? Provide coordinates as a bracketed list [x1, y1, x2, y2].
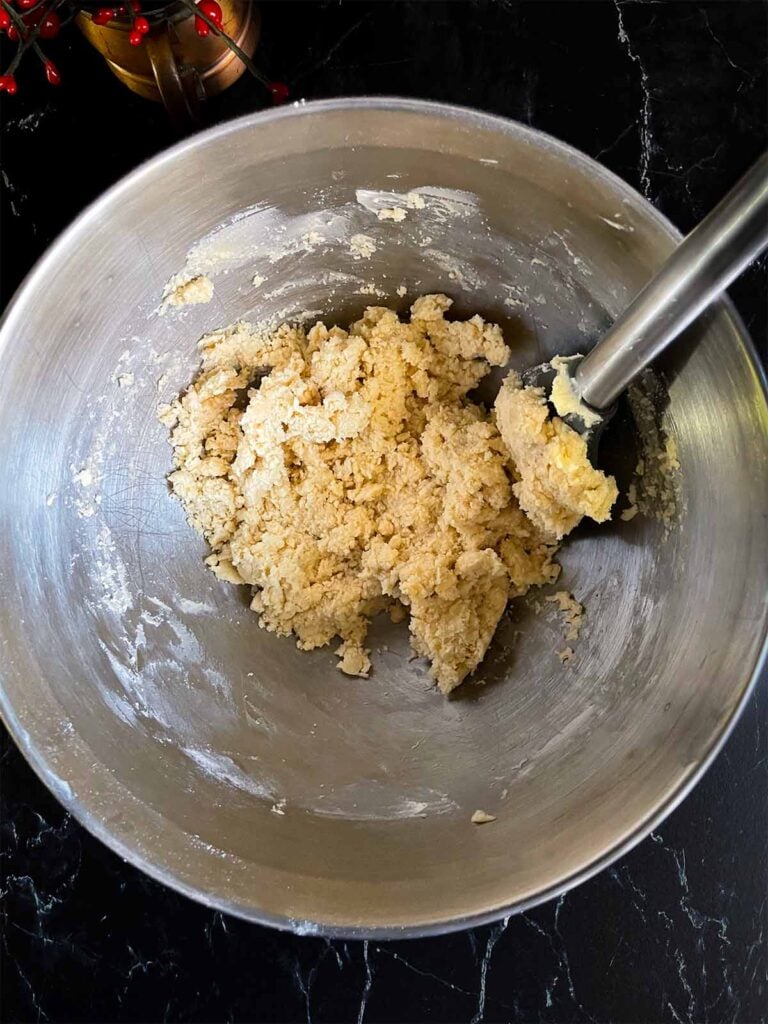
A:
[1, 100, 765, 935]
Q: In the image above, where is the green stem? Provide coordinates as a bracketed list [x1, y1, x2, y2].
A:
[2, 1, 34, 76]
[32, 38, 49, 64]
[1, 0, 67, 76]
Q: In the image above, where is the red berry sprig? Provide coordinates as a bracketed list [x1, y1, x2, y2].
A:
[184, 0, 287, 108]
[0, 0, 289, 103]
[38, 10, 60, 39]
[194, 0, 222, 38]
[268, 81, 290, 105]
[44, 58, 60, 85]
[0, 0, 65, 93]
[93, 2, 148, 44]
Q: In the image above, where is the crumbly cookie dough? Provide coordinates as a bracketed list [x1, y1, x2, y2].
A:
[162, 295, 615, 693]
[494, 372, 618, 540]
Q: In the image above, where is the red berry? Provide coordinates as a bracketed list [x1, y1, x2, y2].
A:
[39, 10, 60, 39]
[17, 0, 36, 9]
[197, 0, 222, 27]
[134, 15, 149, 34]
[44, 60, 60, 86]
[93, 7, 115, 24]
[0, 74, 18, 94]
[7, 22, 19, 40]
[194, 15, 208, 37]
[268, 81, 290, 105]
[0, 9, 9, 31]
[128, 27, 142, 45]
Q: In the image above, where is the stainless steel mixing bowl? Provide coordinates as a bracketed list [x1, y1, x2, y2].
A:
[1, 99, 766, 937]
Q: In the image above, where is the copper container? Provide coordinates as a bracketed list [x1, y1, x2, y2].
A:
[77, 0, 260, 123]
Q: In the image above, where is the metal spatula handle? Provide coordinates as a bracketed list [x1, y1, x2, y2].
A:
[575, 152, 768, 410]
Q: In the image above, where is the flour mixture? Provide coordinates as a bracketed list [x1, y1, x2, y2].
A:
[161, 295, 616, 693]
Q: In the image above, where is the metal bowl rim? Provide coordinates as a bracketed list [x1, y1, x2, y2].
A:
[1, 96, 766, 939]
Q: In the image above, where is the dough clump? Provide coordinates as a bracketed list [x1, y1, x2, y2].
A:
[163, 295, 614, 692]
[494, 372, 617, 540]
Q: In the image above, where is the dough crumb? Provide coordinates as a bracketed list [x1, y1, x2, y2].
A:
[494, 373, 618, 540]
[377, 207, 407, 222]
[547, 590, 584, 642]
[349, 234, 377, 259]
[358, 282, 384, 296]
[558, 645, 574, 663]
[162, 274, 214, 310]
[471, 809, 496, 824]
[164, 296, 567, 694]
[336, 641, 371, 678]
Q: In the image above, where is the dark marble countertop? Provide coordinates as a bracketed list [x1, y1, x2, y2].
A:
[1, 3, 766, 1021]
